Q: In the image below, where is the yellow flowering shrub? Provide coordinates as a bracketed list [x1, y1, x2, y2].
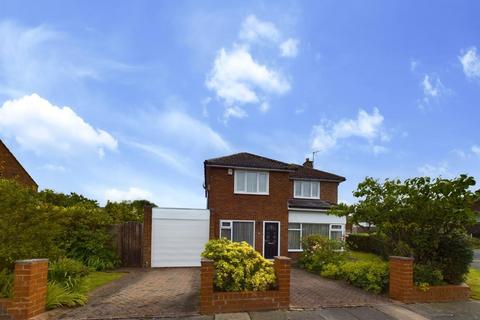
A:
[202, 239, 276, 292]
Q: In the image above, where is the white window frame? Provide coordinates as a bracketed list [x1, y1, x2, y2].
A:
[234, 170, 269, 195]
[287, 222, 344, 252]
[262, 221, 281, 260]
[219, 219, 256, 247]
[293, 180, 320, 199]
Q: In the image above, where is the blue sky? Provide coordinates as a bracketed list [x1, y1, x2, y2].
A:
[0, 1, 479, 206]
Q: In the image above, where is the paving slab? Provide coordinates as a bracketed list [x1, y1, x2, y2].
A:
[215, 313, 251, 320]
[404, 301, 480, 320]
[316, 308, 360, 320]
[345, 306, 395, 320]
[376, 304, 429, 320]
[287, 310, 327, 320]
[249, 310, 287, 320]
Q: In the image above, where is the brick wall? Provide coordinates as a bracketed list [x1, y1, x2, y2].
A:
[319, 181, 338, 204]
[200, 256, 291, 314]
[0, 259, 48, 320]
[0, 141, 37, 189]
[389, 256, 470, 303]
[142, 206, 152, 268]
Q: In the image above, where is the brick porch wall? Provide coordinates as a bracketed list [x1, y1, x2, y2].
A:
[200, 256, 291, 314]
[142, 206, 152, 268]
[389, 256, 470, 303]
[0, 259, 48, 320]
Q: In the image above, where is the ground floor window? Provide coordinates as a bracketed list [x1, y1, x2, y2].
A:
[288, 223, 344, 251]
[220, 220, 255, 247]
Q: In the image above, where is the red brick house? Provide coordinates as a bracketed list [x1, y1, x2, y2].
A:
[204, 152, 346, 260]
[0, 140, 37, 190]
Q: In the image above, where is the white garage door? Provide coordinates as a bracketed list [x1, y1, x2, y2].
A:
[151, 208, 210, 267]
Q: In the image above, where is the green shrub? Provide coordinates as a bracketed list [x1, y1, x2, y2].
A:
[57, 205, 119, 271]
[48, 258, 90, 291]
[413, 264, 444, 286]
[345, 233, 391, 258]
[0, 268, 13, 298]
[437, 232, 473, 284]
[299, 235, 345, 273]
[321, 260, 389, 294]
[0, 179, 63, 270]
[468, 236, 480, 249]
[202, 239, 276, 292]
[45, 281, 87, 310]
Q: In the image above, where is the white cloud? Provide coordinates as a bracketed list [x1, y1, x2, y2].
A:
[372, 145, 389, 155]
[0, 21, 130, 98]
[418, 74, 449, 109]
[206, 46, 290, 106]
[311, 108, 386, 153]
[459, 47, 480, 79]
[410, 59, 420, 72]
[239, 15, 280, 43]
[418, 162, 449, 177]
[259, 102, 270, 113]
[280, 38, 299, 58]
[104, 187, 153, 202]
[128, 141, 199, 178]
[472, 145, 480, 157]
[158, 109, 231, 152]
[0, 94, 117, 156]
[224, 105, 247, 122]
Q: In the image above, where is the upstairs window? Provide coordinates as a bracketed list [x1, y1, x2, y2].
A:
[294, 180, 320, 199]
[234, 170, 269, 195]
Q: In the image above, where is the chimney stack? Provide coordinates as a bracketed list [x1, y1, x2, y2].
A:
[303, 158, 313, 168]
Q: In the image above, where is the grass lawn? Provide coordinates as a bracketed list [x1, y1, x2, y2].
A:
[83, 271, 126, 294]
[467, 268, 480, 300]
[347, 250, 385, 263]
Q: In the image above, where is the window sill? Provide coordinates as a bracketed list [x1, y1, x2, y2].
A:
[288, 249, 303, 252]
[293, 196, 321, 200]
[234, 191, 269, 196]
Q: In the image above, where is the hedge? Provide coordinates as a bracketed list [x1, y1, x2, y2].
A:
[345, 233, 391, 258]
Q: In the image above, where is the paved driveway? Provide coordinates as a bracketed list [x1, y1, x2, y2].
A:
[290, 268, 390, 308]
[51, 268, 200, 319]
[44, 267, 391, 319]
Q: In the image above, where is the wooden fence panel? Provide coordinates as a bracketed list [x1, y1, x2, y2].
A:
[110, 222, 144, 267]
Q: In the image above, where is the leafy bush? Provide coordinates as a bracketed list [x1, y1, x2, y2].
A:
[0, 179, 63, 270]
[337, 175, 479, 285]
[321, 260, 389, 294]
[299, 235, 345, 273]
[0, 268, 13, 298]
[45, 282, 87, 310]
[202, 239, 276, 292]
[346, 233, 391, 258]
[469, 236, 480, 249]
[48, 258, 90, 291]
[56, 205, 119, 271]
[413, 264, 444, 286]
[437, 232, 473, 284]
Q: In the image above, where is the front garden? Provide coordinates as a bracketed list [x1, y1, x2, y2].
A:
[0, 178, 152, 309]
[298, 175, 480, 299]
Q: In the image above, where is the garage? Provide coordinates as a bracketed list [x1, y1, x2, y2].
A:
[151, 207, 210, 267]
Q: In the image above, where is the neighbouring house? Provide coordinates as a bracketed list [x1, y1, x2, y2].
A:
[204, 152, 346, 260]
[468, 197, 480, 237]
[0, 139, 37, 190]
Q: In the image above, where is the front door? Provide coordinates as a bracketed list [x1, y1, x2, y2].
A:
[264, 222, 279, 259]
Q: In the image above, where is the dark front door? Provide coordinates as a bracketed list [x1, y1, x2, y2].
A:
[264, 222, 279, 259]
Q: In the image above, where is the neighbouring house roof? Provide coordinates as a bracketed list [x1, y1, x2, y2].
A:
[288, 198, 332, 210]
[0, 139, 38, 189]
[204, 152, 345, 182]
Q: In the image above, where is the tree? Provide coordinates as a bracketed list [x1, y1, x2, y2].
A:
[343, 175, 479, 283]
